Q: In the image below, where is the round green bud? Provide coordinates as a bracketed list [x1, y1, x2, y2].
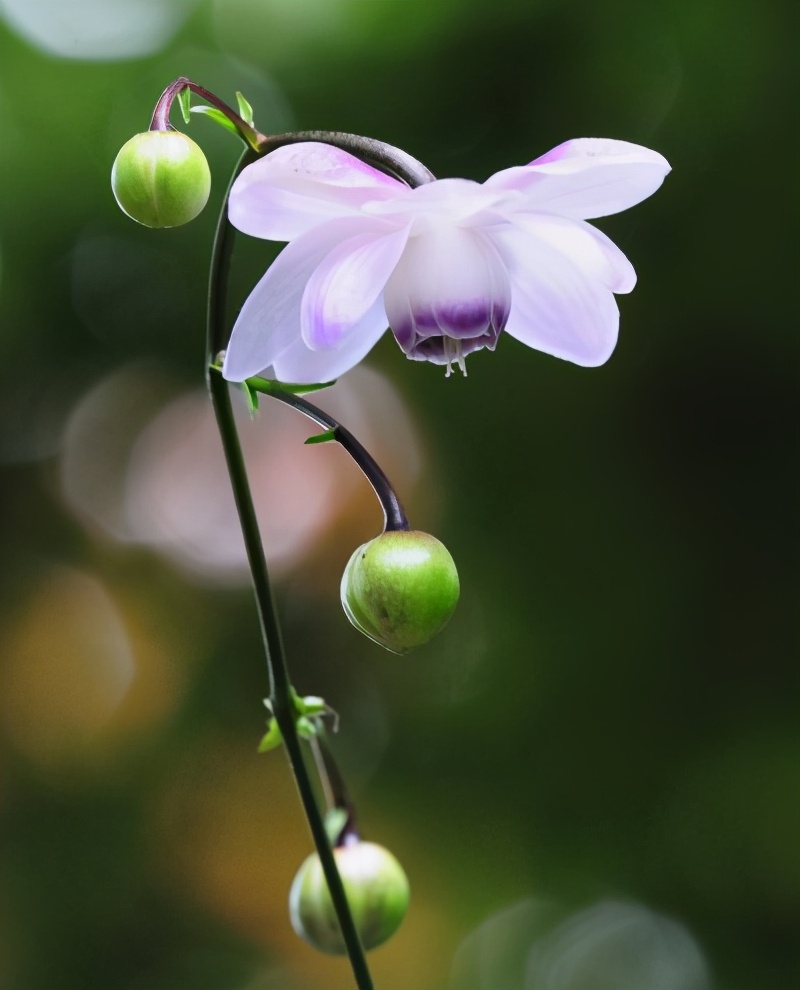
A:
[289, 841, 410, 955]
[111, 131, 211, 228]
[340, 530, 460, 654]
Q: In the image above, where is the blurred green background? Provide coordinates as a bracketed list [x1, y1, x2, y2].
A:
[0, 1, 797, 988]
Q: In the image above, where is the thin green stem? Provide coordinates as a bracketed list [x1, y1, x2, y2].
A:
[206, 149, 374, 990]
[206, 147, 256, 357]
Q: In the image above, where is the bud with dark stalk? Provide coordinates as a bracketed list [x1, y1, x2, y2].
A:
[289, 841, 410, 954]
[111, 131, 211, 228]
[341, 530, 459, 654]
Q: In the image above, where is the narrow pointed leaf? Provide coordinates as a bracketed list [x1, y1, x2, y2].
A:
[296, 715, 319, 739]
[241, 380, 259, 414]
[305, 429, 337, 445]
[191, 105, 239, 137]
[236, 91, 255, 127]
[324, 808, 349, 845]
[257, 717, 283, 752]
[177, 86, 192, 124]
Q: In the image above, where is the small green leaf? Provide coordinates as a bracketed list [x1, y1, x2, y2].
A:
[236, 91, 255, 127]
[298, 695, 327, 716]
[258, 717, 283, 753]
[324, 808, 349, 845]
[291, 691, 339, 733]
[292, 688, 325, 715]
[296, 715, 318, 740]
[177, 86, 192, 124]
[191, 105, 239, 136]
[305, 429, 337, 445]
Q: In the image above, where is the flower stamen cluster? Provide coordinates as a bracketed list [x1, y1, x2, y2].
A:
[443, 336, 468, 378]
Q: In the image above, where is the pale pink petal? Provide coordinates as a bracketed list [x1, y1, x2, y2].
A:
[507, 213, 637, 293]
[363, 177, 499, 226]
[485, 138, 670, 220]
[301, 224, 410, 349]
[529, 137, 668, 169]
[272, 297, 388, 383]
[229, 142, 408, 241]
[222, 217, 377, 382]
[490, 225, 620, 366]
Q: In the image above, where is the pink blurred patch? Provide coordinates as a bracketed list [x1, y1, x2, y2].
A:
[60, 363, 427, 587]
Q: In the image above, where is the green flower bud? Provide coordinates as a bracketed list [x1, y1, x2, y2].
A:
[111, 131, 211, 228]
[341, 530, 459, 654]
[289, 841, 410, 955]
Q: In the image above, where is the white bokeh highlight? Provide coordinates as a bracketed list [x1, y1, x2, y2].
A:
[0, 0, 198, 60]
[451, 898, 711, 990]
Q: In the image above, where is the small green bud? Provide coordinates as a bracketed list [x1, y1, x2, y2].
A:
[289, 841, 410, 955]
[341, 530, 459, 654]
[111, 131, 211, 228]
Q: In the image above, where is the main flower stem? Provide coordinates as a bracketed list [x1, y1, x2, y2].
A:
[203, 119, 432, 988]
[206, 149, 374, 990]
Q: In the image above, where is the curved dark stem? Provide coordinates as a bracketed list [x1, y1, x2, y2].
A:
[205, 149, 374, 990]
[263, 386, 409, 533]
[148, 77, 435, 189]
[150, 77, 265, 150]
[310, 734, 361, 847]
[258, 130, 435, 187]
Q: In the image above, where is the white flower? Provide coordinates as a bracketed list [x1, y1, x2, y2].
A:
[222, 138, 670, 383]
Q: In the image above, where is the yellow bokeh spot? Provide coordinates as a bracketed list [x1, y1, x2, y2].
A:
[0, 564, 185, 776]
